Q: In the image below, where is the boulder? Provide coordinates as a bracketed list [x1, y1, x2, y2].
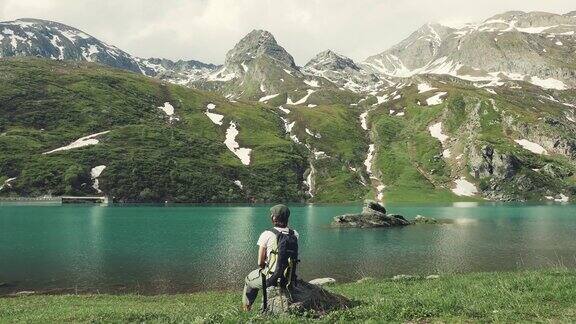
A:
[265, 279, 352, 315]
[414, 215, 438, 224]
[365, 200, 387, 214]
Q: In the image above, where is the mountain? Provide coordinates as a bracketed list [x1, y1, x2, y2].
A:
[303, 50, 385, 93]
[1, 11, 575, 203]
[138, 57, 219, 85]
[194, 29, 313, 101]
[0, 18, 218, 82]
[364, 11, 576, 90]
[0, 18, 144, 73]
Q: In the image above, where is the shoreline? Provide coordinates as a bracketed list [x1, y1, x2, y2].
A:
[2, 269, 575, 322]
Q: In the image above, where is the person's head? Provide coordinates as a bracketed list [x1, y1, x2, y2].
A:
[270, 204, 290, 228]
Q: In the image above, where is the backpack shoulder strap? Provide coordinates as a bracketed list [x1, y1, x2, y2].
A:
[269, 228, 280, 235]
[288, 229, 294, 236]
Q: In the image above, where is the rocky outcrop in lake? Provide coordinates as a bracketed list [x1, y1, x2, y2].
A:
[332, 200, 438, 228]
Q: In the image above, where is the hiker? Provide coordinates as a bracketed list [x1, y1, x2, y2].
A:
[242, 204, 299, 311]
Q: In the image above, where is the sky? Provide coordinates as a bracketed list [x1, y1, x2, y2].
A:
[0, 0, 573, 65]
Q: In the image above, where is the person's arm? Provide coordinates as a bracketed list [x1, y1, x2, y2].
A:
[258, 245, 267, 269]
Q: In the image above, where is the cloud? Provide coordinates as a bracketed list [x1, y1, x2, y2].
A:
[0, 0, 573, 65]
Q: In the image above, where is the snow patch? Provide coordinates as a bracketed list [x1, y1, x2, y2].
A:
[233, 180, 243, 189]
[304, 79, 320, 88]
[278, 106, 290, 114]
[0, 177, 17, 191]
[417, 83, 436, 93]
[205, 112, 224, 125]
[529, 76, 567, 90]
[159, 102, 174, 115]
[307, 104, 317, 108]
[287, 89, 315, 105]
[451, 177, 478, 197]
[304, 163, 315, 198]
[364, 144, 376, 176]
[426, 92, 447, 106]
[515, 139, 548, 155]
[376, 184, 385, 201]
[158, 102, 178, 122]
[259, 93, 279, 102]
[90, 165, 106, 193]
[429, 122, 449, 143]
[43, 131, 110, 154]
[224, 122, 252, 165]
[359, 111, 369, 130]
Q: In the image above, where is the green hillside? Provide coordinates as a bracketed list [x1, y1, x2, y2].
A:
[0, 58, 308, 203]
[1, 58, 575, 203]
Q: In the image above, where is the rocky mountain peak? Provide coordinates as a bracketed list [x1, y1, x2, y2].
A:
[224, 29, 296, 69]
[304, 49, 360, 72]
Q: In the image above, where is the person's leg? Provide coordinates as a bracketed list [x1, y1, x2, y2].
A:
[242, 269, 263, 309]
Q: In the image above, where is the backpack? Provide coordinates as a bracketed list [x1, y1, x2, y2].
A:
[265, 228, 299, 288]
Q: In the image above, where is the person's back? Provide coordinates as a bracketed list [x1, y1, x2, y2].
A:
[242, 204, 299, 311]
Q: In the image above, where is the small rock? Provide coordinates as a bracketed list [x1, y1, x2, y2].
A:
[426, 275, 440, 280]
[356, 277, 374, 283]
[414, 215, 438, 224]
[309, 278, 336, 286]
[392, 274, 420, 280]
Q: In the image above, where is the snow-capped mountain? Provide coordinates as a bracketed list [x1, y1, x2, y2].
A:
[303, 49, 384, 92]
[0, 18, 217, 82]
[0, 18, 144, 73]
[364, 11, 576, 90]
[138, 57, 218, 86]
[195, 29, 314, 100]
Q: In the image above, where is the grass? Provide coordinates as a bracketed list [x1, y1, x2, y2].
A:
[1, 270, 575, 323]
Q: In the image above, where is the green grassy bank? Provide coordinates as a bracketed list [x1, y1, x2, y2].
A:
[1, 270, 576, 323]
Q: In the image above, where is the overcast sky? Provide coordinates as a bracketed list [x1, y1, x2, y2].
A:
[0, 0, 573, 65]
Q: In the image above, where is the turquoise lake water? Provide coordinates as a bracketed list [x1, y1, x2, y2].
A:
[0, 203, 575, 295]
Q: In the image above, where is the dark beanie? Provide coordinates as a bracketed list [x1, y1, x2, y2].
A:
[270, 204, 290, 224]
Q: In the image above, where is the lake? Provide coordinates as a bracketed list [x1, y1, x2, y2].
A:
[1, 203, 575, 295]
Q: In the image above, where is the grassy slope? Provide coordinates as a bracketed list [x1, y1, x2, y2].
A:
[1, 270, 575, 322]
[289, 103, 369, 202]
[369, 76, 576, 202]
[0, 58, 307, 202]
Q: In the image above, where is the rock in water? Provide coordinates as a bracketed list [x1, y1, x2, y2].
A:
[266, 280, 352, 315]
[414, 215, 438, 224]
[332, 200, 409, 228]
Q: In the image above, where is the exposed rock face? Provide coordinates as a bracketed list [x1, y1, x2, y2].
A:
[225, 30, 297, 71]
[469, 145, 521, 180]
[266, 279, 352, 315]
